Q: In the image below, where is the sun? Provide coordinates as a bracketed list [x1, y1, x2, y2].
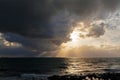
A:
[69, 29, 80, 47]
[69, 22, 87, 46]
[60, 22, 88, 49]
[70, 30, 80, 42]
[57, 22, 88, 57]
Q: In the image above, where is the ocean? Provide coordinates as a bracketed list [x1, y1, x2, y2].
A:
[0, 57, 120, 80]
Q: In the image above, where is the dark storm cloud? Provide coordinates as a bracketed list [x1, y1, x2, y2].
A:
[0, 0, 120, 56]
[0, 0, 120, 38]
[0, 0, 59, 38]
[0, 47, 37, 57]
[101, 0, 120, 10]
[3, 33, 36, 48]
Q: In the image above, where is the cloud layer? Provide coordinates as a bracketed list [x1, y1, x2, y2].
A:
[0, 0, 120, 38]
[0, 0, 120, 57]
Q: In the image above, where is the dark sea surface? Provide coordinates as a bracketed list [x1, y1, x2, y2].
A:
[0, 57, 120, 76]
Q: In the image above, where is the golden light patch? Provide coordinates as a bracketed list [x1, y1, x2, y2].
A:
[3, 40, 21, 47]
[57, 26, 82, 57]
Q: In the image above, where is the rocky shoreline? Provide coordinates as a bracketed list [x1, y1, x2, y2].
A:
[0, 73, 120, 80]
[48, 73, 120, 80]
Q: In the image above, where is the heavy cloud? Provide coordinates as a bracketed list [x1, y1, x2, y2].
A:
[0, 0, 120, 38]
[0, 0, 120, 56]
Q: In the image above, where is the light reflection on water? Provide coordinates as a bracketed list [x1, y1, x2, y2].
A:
[1, 58, 120, 75]
[59, 58, 120, 75]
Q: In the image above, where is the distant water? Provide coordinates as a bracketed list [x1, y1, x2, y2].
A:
[0, 57, 120, 76]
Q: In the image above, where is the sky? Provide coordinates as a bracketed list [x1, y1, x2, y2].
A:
[0, 0, 120, 57]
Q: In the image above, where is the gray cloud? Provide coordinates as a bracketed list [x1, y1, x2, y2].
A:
[0, 0, 120, 38]
[86, 22, 105, 38]
[0, 0, 120, 56]
[3, 33, 35, 48]
[0, 47, 37, 57]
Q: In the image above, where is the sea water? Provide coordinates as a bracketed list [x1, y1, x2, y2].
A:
[0, 57, 120, 79]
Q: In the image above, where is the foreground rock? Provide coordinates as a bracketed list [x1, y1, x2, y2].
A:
[48, 73, 120, 80]
[0, 73, 120, 80]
